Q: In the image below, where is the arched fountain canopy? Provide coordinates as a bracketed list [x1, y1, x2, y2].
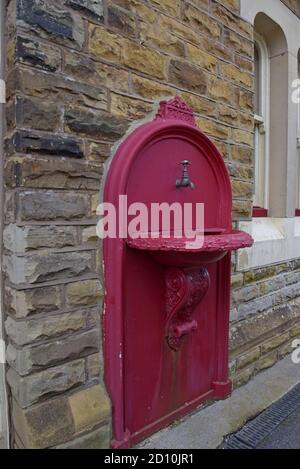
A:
[104, 97, 233, 235]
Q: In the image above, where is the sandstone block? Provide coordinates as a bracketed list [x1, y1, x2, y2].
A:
[131, 75, 173, 100]
[113, 0, 156, 22]
[86, 353, 102, 380]
[7, 360, 85, 407]
[260, 333, 290, 355]
[82, 226, 97, 243]
[56, 425, 110, 449]
[111, 93, 152, 119]
[159, 15, 200, 45]
[255, 351, 278, 373]
[232, 129, 253, 146]
[212, 3, 252, 38]
[17, 190, 91, 221]
[290, 323, 300, 338]
[232, 365, 254, 389]
[278, 341, 293, 359]
[66, 280, 103, 307]
[68, 384, 111, 433]
[5, 285, 61, 318]
[5, 312, 86, 346]
[186, 43, 217, 72]
[4, 251, 94, 284]
[230, 303, 300, 352]
[232, 284, 260, 304]
[236, 347, 260, 369]
[196, 117, 230, 140]
[181, 92, 218, 118]
[235, 55, 254, 73]
[227, 161, 253, 180]
[238, 89, 253, 111]
[88, 24, 122, 63]
[208, 78, 238, 105]
[232, 200, 252, 219]
[223, 28, 253, 59]
[231, 145, 253, 164]
[231, 273, 244, 288]
[221, 63, 254, 89]
[7, 329, 100, 375]
[237, 295, 273, 320]
[149, 0, 180, 15]
[244, 266, 276, 284]
[140, 22, 185, 57]
[121, 41, 167, 79]
[183, 4, 221, 38]
[219, 0, 240, 13]
[12, 398, 74, 448]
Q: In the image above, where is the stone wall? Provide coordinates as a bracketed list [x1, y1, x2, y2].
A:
[2, 0, 300, 449]
[230, 260, 300, 388]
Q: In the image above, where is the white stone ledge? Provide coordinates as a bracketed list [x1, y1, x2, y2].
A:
[0, 79, 5, 104]
[237, 218, 300, 271]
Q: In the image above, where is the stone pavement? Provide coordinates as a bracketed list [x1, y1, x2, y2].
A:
[139, 356, 300, 449]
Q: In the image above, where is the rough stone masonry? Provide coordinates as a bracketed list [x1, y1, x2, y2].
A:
[2, 0, 300, 448]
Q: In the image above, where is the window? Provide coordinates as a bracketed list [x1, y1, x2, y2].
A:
[253, 33, 270, 216]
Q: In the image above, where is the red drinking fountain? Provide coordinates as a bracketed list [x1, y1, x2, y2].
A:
[103, 97, 253, 448]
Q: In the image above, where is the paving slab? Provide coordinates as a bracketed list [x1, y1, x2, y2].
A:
[139, 357, 300, 449]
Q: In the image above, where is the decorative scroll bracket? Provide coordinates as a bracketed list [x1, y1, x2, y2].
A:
[165, 267, 210, 351]
[155, 96, 197, 127]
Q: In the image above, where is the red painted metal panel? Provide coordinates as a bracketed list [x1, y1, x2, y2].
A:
[253, 206, 268, 217]
[103, 98, 253, 448]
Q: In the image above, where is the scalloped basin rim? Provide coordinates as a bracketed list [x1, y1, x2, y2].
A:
[126, 230, 254, 253]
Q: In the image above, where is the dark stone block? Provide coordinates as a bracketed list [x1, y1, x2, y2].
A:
[16, 96, 61, 132]
[17, 0, 84, 47]
[13, 131, 84, 158]
[169, 59, 207, 94]
[67, 0, 104, 20]
[107, 5, 136, 37]
[5, 158, 102, 190]
[17, 190, 91, 221]
[65, 108, 129, 141]
[16, 36, 61, 72]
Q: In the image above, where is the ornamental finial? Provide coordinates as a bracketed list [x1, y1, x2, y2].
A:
[155, 97, 196, 126]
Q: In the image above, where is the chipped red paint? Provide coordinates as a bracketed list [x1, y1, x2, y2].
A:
[127, 230, 253, 252]
[103, 97, 253, 448]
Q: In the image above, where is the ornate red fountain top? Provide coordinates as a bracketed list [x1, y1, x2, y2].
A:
[155, 96, 196, 126]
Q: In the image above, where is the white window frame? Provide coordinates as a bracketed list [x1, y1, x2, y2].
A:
[253, 32, 270, 211]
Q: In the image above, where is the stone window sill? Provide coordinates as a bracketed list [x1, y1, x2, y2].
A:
[236, 218, 300, 271]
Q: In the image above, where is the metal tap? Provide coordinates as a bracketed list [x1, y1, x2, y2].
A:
[176, 160, 195, 189]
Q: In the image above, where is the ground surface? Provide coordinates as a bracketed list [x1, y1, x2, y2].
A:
[257, 406, 300, 449]
[140, 357, 300, 449]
